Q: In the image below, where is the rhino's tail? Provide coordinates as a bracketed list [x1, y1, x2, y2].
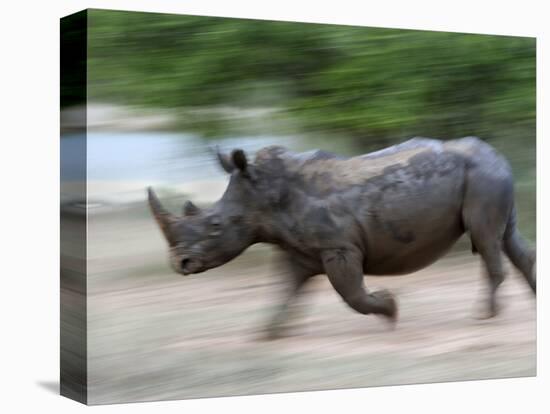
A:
[503, 208, 536, 294]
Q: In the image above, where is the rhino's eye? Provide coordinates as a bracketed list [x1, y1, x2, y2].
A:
[206, 219, 221, 236]
[209, 224, 222, 237]
[209, 215, 221, 227]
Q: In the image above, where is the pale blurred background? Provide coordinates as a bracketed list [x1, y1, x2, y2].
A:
[61, 10, 536, 404]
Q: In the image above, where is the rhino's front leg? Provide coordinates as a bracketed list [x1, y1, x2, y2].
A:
[264, 254, 317, 340]
[321, 248, 398, 321]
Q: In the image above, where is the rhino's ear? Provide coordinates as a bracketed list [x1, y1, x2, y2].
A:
[231, 149, 248, 172]
[215, 146, 235, 174]
[183, 200, 200, 216]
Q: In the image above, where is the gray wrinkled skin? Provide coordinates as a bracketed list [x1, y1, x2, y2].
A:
[148, 137, 536, 338]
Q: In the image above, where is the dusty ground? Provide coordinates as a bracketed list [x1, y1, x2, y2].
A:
[85, 207, 536, 405]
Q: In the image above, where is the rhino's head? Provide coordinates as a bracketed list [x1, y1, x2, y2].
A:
[148, 148, 276, 276]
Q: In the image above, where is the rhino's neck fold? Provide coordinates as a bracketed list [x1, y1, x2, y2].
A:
[253, 210, 302, 251]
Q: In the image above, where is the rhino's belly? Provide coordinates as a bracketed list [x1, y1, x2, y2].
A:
[358, 160, 466, 275]
[363, 224, 464, 275]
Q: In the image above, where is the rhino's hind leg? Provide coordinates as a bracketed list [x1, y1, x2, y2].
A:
[477, 244, 506, 318]
[466, 217, 506, 318]
[462, 175, 510, 318]
[321, 249, 398, 322]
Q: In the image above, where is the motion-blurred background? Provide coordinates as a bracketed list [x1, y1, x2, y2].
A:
[64, 9, 536, 238]
[61, 10, 536, 404]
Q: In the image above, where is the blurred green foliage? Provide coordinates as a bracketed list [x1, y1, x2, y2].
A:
[88, 10, 535, 141]
[86, 10, 535, 240]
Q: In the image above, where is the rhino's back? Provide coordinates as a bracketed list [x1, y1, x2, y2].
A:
[257, 136, 502, 182]
[280, 137, 457, 191]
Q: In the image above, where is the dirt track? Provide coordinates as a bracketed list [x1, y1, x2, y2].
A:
[85, 208, 536, 405]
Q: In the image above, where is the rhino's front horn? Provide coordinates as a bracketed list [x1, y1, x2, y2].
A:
[147, 187, 178, 245]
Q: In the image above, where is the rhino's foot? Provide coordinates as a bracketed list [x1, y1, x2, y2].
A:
[258, 325, 293, 341]
[474, 303, 500, 320]
[474, 310, 497, 321]
[371, 289, 399, 324]
[264, 330, 285, 341]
